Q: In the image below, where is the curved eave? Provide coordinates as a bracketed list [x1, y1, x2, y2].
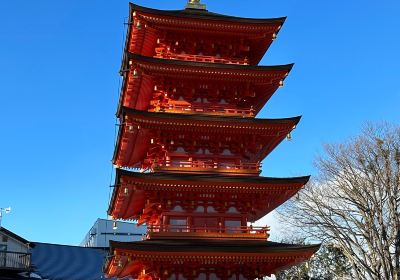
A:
[120, 107, 301, 127]
[108, 169, 310, 218]
[123, 53, 294, 75]
[112, 108, 300, 169]
[110, 239, 320, 254]
[130, 3, 286, 25]
[106, 240, 320, 278]
[118, 54, 292, 115]
[121, 4, 285, 72]
[116, 168, 310, 185]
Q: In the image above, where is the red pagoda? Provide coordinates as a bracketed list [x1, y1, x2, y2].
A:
[105, 1, 319, 279]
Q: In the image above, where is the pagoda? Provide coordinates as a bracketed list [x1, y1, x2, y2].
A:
[105, 1, 320, 279]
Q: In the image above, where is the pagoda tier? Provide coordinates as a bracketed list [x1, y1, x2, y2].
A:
[108, 169, 310, 231]
[124, 3, 285, 66]
[113, 108, 300, 175]
[105, 240, 320, 280]
[119, 54, 292, 117]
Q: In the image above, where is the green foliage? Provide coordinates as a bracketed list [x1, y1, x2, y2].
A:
[275, 243, 352, 280]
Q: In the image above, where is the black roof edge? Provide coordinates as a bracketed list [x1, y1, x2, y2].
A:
[109, 239, 321, 252]
[108, 168, 124, 215]
[129, 3, 286, 24]
[111, 120, 124, 170]
[127, 53, 294, 72]
[120, 106, 301, 125]
[115, 168, 311, 185]
[107, 182, 119, 215]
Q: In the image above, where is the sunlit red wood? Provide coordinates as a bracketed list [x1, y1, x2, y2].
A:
[106, 2, 319, 279]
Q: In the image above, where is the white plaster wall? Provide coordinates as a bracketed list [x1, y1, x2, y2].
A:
[0, 232, 28, 253]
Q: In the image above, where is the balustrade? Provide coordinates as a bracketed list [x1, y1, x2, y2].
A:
[147, 225, 269, 239]
[155, 159, 261, 175]
[149, 101, 254, 117]
[0, 251, 31, 271]
[154, 50, 249, 65]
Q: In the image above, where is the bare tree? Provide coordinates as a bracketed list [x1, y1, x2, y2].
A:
[274, 241, 352, 280]
[278, 123, 400, 280]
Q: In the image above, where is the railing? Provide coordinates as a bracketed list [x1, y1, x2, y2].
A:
[154, 50, 249, 65]
[155, 159, 261, 175]
[147, 225, 269, 239]
[0, 251, 31, 271]
[149, 102, 255, 117]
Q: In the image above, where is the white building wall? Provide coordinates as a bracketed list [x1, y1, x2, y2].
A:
[0, 231, 29, 253]
[80, 219, 146, 247]
[0, 230, 30, 269]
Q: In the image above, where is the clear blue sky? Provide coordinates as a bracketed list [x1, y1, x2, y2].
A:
[0, 0, 399, 245]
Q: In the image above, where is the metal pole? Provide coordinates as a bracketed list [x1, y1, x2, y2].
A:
[0, 207, 11, 227]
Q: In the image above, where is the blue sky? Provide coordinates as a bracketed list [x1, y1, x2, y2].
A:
[0, 0, 399, 245]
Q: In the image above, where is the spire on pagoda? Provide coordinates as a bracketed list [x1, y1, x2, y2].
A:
[185, 0, 207, 10]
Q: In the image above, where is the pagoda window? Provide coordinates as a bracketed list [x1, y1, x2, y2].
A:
[168, 273, 187, 280]
[227, 207, 240, 214]
[175, 147, 186, 153]
[197, 273, 206, 280]
[169, 217, 187, 232]
[229, 274, 247, 280]
[206, 206, 217, 213]
[209, 273, 220, 280]
[193, 217, 218, 230]
[194, 206, 205, 213]
[224, 219, 242, 233]
[172, 205, 184, 212]
[228, 274, 247, 280]
[222, 149, 233, 156]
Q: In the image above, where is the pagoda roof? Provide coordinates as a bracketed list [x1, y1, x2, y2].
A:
[110, 239, 320, 254]
[119, 54, 292, 114]
[122, 4, 286, 67]
[114, 168, 310, 185]
[108, 169, 309, 223]
[123, 53, 293, 76]
[105, 239, 320, 278]
[130, 3, 286, 24]
[119, 107, 300, 126]
[113, 108, 300, 169]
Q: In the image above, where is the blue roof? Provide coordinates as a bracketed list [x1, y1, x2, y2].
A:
[31, 242, 118, 280]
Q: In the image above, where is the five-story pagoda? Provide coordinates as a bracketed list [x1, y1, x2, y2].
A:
[105, 1, 319, 279]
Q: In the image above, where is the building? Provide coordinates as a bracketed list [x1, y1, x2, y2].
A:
[104, 1, 320, 279]
[30, 242, 116, 280]
[0, 226, 114, 280]
[0, 227, 31, 279]
[80, 218, 146, 248]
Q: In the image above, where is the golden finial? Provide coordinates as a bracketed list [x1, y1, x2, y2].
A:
[185, 0, 207, 10]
